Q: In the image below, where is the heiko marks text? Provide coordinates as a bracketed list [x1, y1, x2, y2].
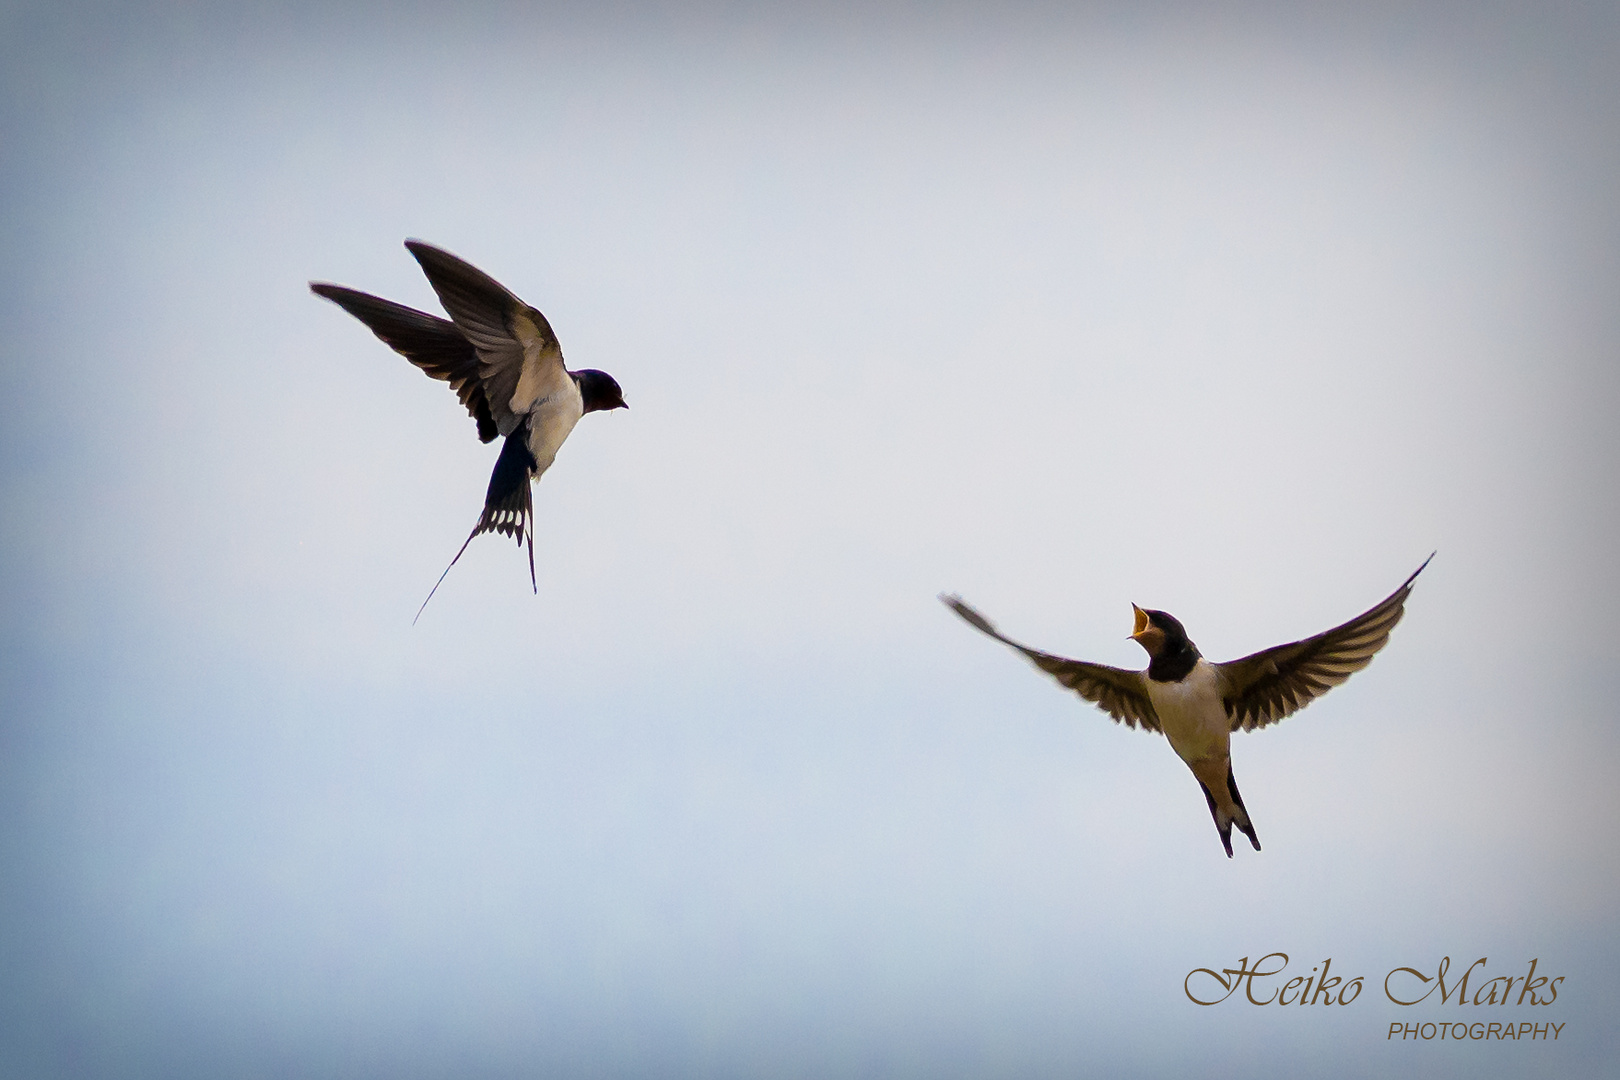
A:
[1184, 953, 1566, 1042]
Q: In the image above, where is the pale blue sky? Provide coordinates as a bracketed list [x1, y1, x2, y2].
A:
[2, 2, 1617, 1077]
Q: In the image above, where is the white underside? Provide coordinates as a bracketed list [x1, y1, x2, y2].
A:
[523, 380, 585, 478]
[1144, 659, 1232, 769]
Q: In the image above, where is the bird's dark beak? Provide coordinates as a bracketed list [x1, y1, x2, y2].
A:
[616, 400, 629, 410]
[1129, 603, 1150, 640]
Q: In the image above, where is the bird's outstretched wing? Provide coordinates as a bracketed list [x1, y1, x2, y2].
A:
[1217, 554, 1433, 732]
[405, 240, 566, 438]
[942, 595, 1161, 732]
[309, 282, 497, 442]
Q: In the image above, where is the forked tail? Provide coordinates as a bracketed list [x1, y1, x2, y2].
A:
[413, 431, 537, 623]
[1199, 765, 1262, 858]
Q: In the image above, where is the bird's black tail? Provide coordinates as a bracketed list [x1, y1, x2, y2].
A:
[1200, 766, 1262, 858]
[413, 430, 537, 623]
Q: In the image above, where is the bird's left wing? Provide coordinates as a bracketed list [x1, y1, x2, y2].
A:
[942, 596, 1161, 732]
[309, 283, 498, 442]
[1217, 554, 1432, 732]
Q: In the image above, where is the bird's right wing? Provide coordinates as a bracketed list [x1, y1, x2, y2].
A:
[309, 283, 498, 443]
[405, 240, 566, 437]
[942, 595, 1161, 732]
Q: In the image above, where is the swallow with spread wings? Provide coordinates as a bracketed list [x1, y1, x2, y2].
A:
[943, 555, 1431, 857]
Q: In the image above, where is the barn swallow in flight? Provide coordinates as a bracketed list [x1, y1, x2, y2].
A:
[942, 555, 1431, 857]
[311, 240, 626, 620]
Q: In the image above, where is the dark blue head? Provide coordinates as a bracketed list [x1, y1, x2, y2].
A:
[575, 369, 628, 413]
[1130, 604, 1201, 680]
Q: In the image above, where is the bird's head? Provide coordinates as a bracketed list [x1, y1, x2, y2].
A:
[576, 369, 628, 413]
[1129, 604, 1192, 660]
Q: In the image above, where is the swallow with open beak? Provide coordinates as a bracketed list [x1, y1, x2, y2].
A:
[942, 555, 1431, 857]
[311, 240, 627, 620]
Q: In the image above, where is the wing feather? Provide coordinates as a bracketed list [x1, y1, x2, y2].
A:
[309, 282, 498, 442]
[1217, 554, 1432, 732]
[405, 240, 564, 437]
[942, 595, 1161, 732]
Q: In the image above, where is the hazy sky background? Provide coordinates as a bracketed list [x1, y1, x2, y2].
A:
[2, 2, 1617, 1077]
